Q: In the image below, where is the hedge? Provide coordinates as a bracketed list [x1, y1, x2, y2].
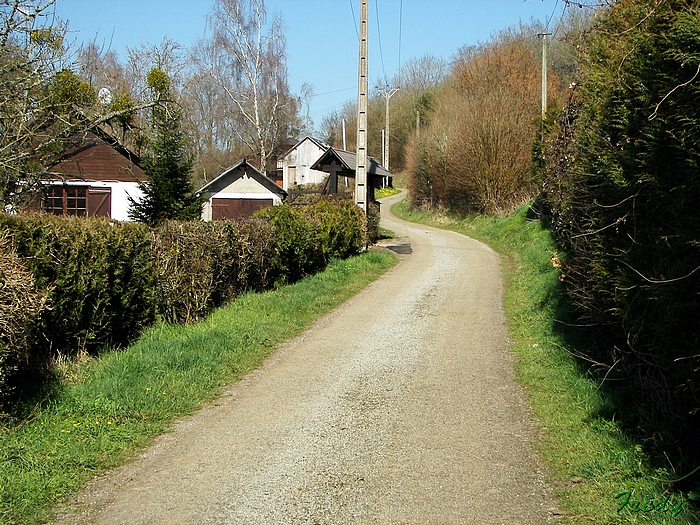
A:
[0, 199, 369, 411]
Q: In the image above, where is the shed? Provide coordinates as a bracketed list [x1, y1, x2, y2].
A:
[310, 148, 392, 202]
[278, 136, 329, 190]
[39, 128, 145, 221]
[198, 159, 287, 221]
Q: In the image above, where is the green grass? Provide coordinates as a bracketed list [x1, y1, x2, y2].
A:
[0, 251, 397, 525]
[375, 187, 401, 199]
[393, 199, 698, 525]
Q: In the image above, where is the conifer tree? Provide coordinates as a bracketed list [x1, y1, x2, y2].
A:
[129, 69, 202, 224]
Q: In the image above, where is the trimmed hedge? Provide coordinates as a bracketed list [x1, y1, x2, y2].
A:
[0, 199, 369, 411]
[0, 214, 157, 358]
[151, 218, 278, 323]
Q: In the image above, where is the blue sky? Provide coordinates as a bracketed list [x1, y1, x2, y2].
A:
[55, 0, 566, 127]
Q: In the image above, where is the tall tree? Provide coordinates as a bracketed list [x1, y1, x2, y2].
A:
[129, 69, 202, 224]
[199, 0, 292, 173]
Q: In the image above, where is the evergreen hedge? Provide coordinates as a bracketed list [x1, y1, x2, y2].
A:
[539, 0, 700, 476]
[0, 199, 368, 411]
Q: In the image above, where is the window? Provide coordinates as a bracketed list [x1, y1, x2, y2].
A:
[43, 185, 112, 218]
[44, 186, 88, 217]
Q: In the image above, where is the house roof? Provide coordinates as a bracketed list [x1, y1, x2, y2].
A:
[197, 159, 287, 197]
[310, 148, 392, 179]
[280, 136, 329, 159]
[47, 127, 145, 183]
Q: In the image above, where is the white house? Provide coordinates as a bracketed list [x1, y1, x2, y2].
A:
[198, 159, 287, 221]
[278, 136, 329, 190]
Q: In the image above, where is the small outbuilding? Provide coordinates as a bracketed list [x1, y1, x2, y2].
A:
[278, 136, 329, 190]
[198, 159, 287, 221]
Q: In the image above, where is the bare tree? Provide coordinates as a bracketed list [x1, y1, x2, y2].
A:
[200, 0, 291, 173]
[0, 0, 73, 207]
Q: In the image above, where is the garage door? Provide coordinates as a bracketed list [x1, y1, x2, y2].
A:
[212, 198, 273, 220]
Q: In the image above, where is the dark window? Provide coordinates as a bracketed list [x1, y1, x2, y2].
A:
[44, 186, 88, 217]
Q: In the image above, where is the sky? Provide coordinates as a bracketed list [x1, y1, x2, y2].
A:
[53, 0, 567, 129]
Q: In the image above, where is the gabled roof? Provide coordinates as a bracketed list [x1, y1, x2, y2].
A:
[280, 136, 329, 159]
[47, 127, 145, 182]
[310, 148, 392, 178]
[197, 159, 287, 197]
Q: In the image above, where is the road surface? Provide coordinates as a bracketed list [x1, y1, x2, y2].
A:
[53, 192, 559, 524]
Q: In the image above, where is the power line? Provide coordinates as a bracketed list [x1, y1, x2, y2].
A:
[375, 0, 387, 82]
[398, 0, 403, 69]
[349, 0, 359, 40]
[551, 1, 569, 40]
[313, 87, 356, 97]
[545, 0, 560, 32]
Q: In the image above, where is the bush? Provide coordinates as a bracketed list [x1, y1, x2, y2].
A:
[0, 199, 369, 411]
[0, 214, 157, 359]
[0, 233, 47, 409]
[406, 37, 556, 215]
[301, 199, 368, 259]
[539, 0, 700, 476]
[150, 218, 278, 323]
[255, 204, 326, 284]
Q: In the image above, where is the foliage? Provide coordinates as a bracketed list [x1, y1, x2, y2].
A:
[150, 218, 278, 323]
[0, 214, 158, 363]
[196, 0, 295, 173]
[0, 232, 47, 411]
[406, 32, 563, 215]
[255, 204, 326, 284]
[539, 0, 700, 481]
[129, 69, 203, 224]
[301, 199, 368, 260]
[0, 2, 79, 208]
[320, 55, 448, 174]
[0, 198, 369, 413]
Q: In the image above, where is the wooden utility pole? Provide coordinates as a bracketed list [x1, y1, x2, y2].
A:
[355, 0, 369, 213]
[538, 32, 551, 120]
[384, 87, 398, 171]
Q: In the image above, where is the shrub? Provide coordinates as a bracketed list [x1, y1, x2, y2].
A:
[151, 218, 279, 323]
[255, 204, 326, 284]
[0, 233, 47, 409]
[301, 199, 368, 259]
[0, 214, 157, 359]
[539, 0, 700, 476]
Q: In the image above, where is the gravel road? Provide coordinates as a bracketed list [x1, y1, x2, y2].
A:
[53, 192, 560, 524]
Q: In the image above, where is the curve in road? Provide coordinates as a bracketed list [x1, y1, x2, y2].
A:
[54, 192, 559, 524]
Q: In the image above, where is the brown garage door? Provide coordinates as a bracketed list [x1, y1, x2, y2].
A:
[212, 198, 273, 220]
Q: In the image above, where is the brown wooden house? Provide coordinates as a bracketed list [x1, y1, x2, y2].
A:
[36, 128, 145, 221]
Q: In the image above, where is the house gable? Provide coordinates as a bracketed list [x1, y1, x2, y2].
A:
[48, 131, 145, 183]
[280, 136, 329, 190]
[198, 159, 287, 221]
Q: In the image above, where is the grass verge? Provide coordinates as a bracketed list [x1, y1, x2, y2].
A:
[0, 251, 397, 525]
[392, 199, 697, 524]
